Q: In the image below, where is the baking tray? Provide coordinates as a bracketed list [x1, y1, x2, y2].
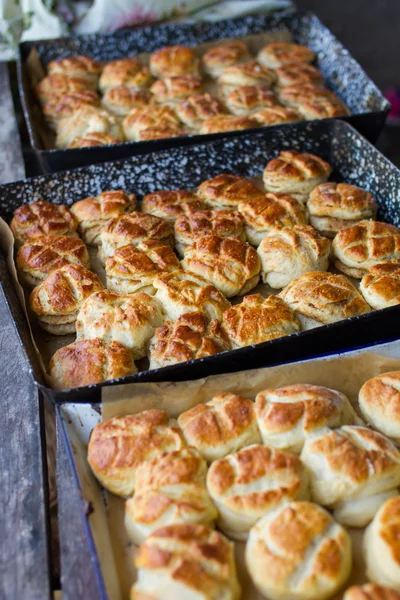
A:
[17, 9, 390, 173]
[1, 119, 400, 405]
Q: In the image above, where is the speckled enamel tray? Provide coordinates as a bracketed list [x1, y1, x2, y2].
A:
[0, 119, 399, 403]
[17, 9, 390, 173]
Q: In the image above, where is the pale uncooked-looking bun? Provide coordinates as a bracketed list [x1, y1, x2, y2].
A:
[176, 93, 226, 129]
[11, 200, 79, 246]
[98, 58, 152, 93]
[202, 41, 250, 78]
[56, 105, 122, 149]
[197, 173, 264, 210]
[122, 104, 181, 141]
[88, 410, 186, 496]
[344, 584, 400, 600]
[47, 55, 102, 88]
[218, 60, 277, 95]
[225, 85, 279, 116]
[142, 189, 205, 223]
[301, 425, 400, 527]
[245, 501, 352, 600]
[43, 89, 100, 131]
[151, 75, 203, 104]
[359, 371, 400, 442]
[69, 132, 120, 148]
[207, 444, 309, 540]
[149, 45, 200, 78]
[102, 86, 151, 117]
[257, 41, 316, 69]
[360, 262, 400, 309]
[199, 114, 259, 135]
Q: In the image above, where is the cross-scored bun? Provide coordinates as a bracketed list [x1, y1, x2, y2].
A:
[76, 290, 163, 359]
[275, 62, 324, 88]
[135, 124, 186, 141]
[149, 45, 200, 78]
[279, 271, 370, 329]
[255, 384, 358, 453]
[181, 235, 261, 297]
[263, 150, 332, 202]
[222, 294, 301, 348]
[153, 270, 230, 322]
[297, 98, 350, 120]
[202, 41, 250, 78]
[43, 90, 101, 131]
[200, 114, 259, 135]
[106, 241, 179, 295]
[56, 105, 123, 149]
[301, 425, 400, 527]
[71, 189, 136, 246]
[102, 86, 151, 117]
[30, 264, 103, 335]
[197, 173, 264, 211]
[11, 200, 79, 246]
[151, 75, 203, 104]
[359, 371, 400, 442]
[142, 189, 205, 223]
[49, 338, 136, 389]
[35, 74, 90, 106]
[253, 105, 303, 126]
[257, 224, 330, 288]
[218, 60, 277, 95]
[364, 497, 400, 590]
[344, 584, 400, 600]
[257, 42, 316, 68]
[238, 192, 308, 246]
[308, 182, 377, 238]
[16, 235, 90, 287]
[99, 212, 174, 263]
[176, 93, 226, 129]
[174, 209, 245, 256]
[207, 444, 309, 541]
[98, 58, 152, 93]
[279, 82, 343, 108]
[360, 262, 400, 309]
[149, 311, 230, 370]
[132, 523, 240, 600]
[245, 501, 351, 600]
[122, 104, 181, 141]
[178, 392, 261, 462]
[333, 220, 400, 278]
[225, 86, 279, 116]
[125, 447, 217, 544]
[47, 55, 102, 88]
[69, 132, 120, 147]
[88, 410, 186, 496]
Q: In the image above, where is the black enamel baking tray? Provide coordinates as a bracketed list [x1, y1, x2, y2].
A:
[17, 9, 390, 174]
[1, 119, 400, 404]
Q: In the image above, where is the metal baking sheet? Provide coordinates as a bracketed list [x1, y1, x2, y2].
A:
[17, 9, 390, 173]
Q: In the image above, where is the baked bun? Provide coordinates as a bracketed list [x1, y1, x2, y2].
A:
[218, 60, 277, 95]
[197, 173, 264, 211]
[11, 200, 79, 246]
[332, 220, 400, 278]
[225, 85, 279, 116]
[101, 86, 151, 117]
[301, 425, 400, 527]
[149, 45, 200, 78]
[30, 264, 103, 335]
[257, 41, 316, 68]
[253, 105, 303, 126]
[49, 338, 136, 389]
[135, 124, 186, 141]
[344, 584, 400, 600]
[122, 104, 181, 141]
[56, 105, 122, 149]
[308, 182, 377, 238]
[177, 392, 261, 462]
[176, 93, 226, 129]
[222, 294, 300, 348]
[263, 150, 332, 202]
[125, 447, 217, 544]
[360, 261, 400, 309]
[76, 290, 163, 359]
[202, 41, 250, 78]
[238, 192, 308, 246]
[105, 241, 179, 295]
[279, 271, 370, 329]
[279, 82, 342, 108]
[275, 62, 324, 88]
[255, 383, 357, 453]
[98, 58, 152, 93]
[99, 212, 174, 263]
[88, 410, 185, 496]
[245, 501, 352, 600]
[174, 209, 245, 256]
[35, 74, 89, 106]
[207, 444, 309, 540]
[181, 235, 261, 297]
[151, 75, 203, 104]
[257, 224, 330, 288]
[199, 115, 259, 135]
[71, 189, 136, 246]
[297, 97, 350, 120]
[359, 371, 400, 442]
[142, 189, 205, 223]
[132, 524, 240, 600]
[16, 235, 90, 287]
[43, 90, 100, 131]
[364, 497, 400, 590]
[47, 55, 102, 88]
[69, 132, 120, 148]
[153, 270, 230, 322]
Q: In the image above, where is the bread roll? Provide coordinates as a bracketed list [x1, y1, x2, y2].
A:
[218, 60, 277, 95]
[135, 124, 186, 141]
[360, 262, 400, 309]
[359, 371, 400, 442]
[56, 105, 122, 149]
[151, 75, 203, 104]
[202, 41, 250, 78]
[102, 86, 151, 117]
[142, 189, 205, 223]
[43, 89, 100, 131]
[279, 82, 344, 108]
[11, 200, 79, 246]
[225, 85, 279, 116]
[98, 58, 152, 93]
[298, 97, 350, 120]
[69, 132, 120, 148]
[257, 41, 316, 68]
[176, 93, 226, 129]
[122, 104, 181, 141]
[35, 74, 89, 106]
[149, 45, 200, 78]
[275, 62, 324, 88]
[344, 584, 400, 600]
[253, 105, 303, 126]
[199, 114, 259, 134]
[47, 55, 102, 88]
[197, 173, 264, 211]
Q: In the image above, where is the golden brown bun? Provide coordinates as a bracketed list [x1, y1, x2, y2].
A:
[43, 90, 100, 130]
[177, 392, 260, 462]
[133, 524, 240, 600]
[16, 235, 90, 287]
[257, 41, 316, 68]
[238, 192, 308, 246]
[135, 124, 185, 141]
[149, 46, 200, 78]
[360, 261, 400, 309]
[69, 132, 120, 148]
[105, 241, 180, 295]
[199, 114, 259, 135]
[253, 105, 303, 126]
[344, 584, 400, 600]
[56, 105, 123, 149]
[275, 62, 324, 87]
[257, 224, 330, 288]
[149, 311, 230, 370]
[88, 410, 186, 496]
[125, 447, 217, 544]
[98, 58, 152, 93]
[279, 82, 343, 107]
[71, 189, 136, 246]
[218, 60, 277, 94]
[255, 383, 358, 453]
[225, 85, 279, 116]
[297, 98, 350, 120]
[207, 444, 309, 540]
[182, 235, 260, 297]
[202, 41, 250, 78]
[333, 220, 400, 278]
[11, 200, 79, 246]
[49, 338, 136, 389]
[176, 93, 226, 129]
[47, 55, 102, 88]
[197, 173, 264, 210]
[35, 74, 90, 106]
[76, 290, 164, 359]
[151, 75, 203, 104]
[245, 501, 352, 600]
[122, 104, 181, 141]
[102, 86, 152, 117]
[153, 270, 231, 322]
[142, 189, 205, 223]
[359, 371, 400, 441]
